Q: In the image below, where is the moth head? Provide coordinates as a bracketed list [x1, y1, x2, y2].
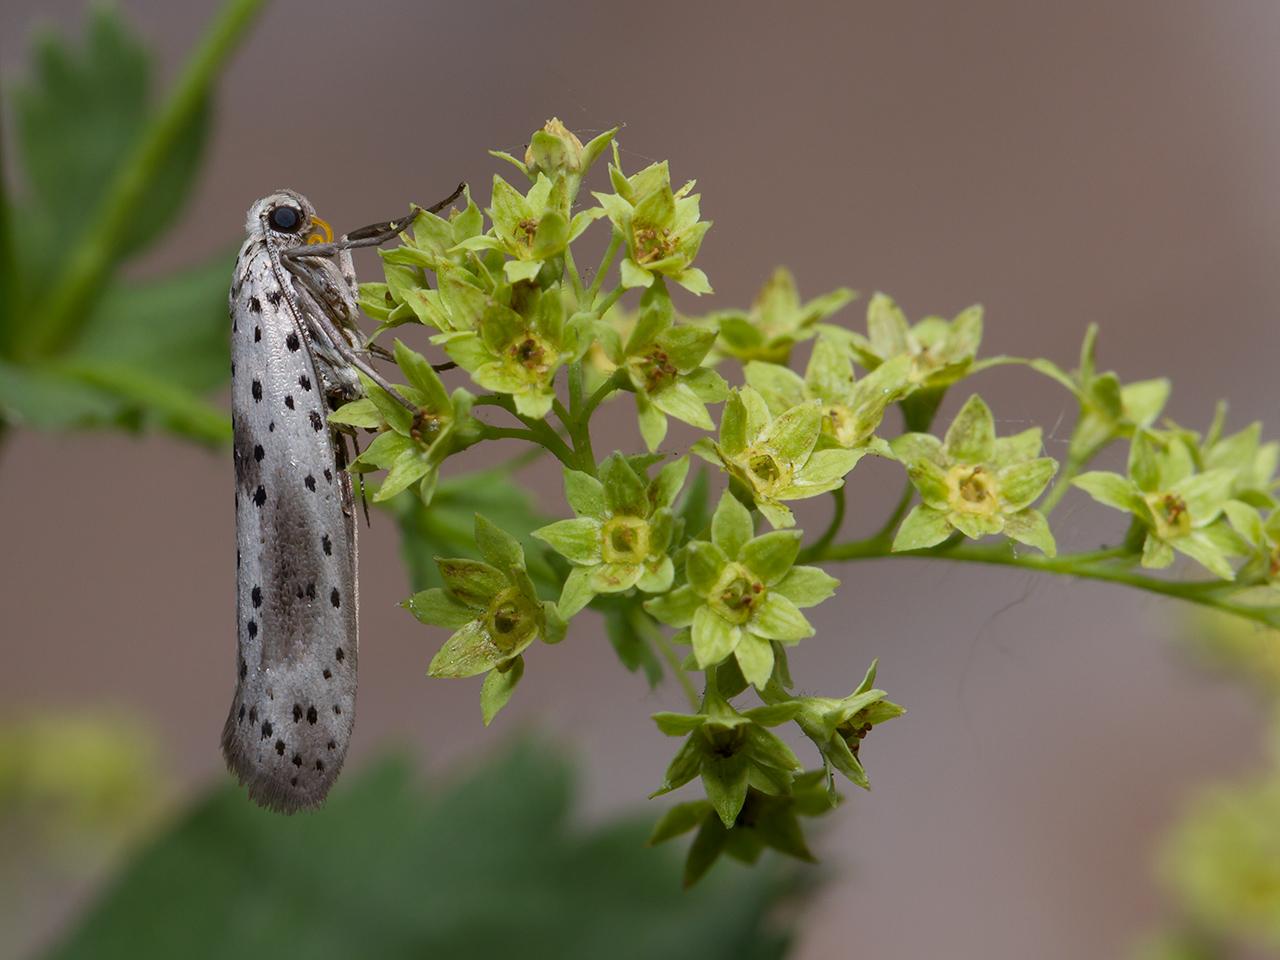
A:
[246, 190, 333, 246]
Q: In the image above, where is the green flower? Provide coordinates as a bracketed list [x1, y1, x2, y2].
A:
[785, 660, 904, 797]
[593, 155, 711, 295]
[533, 454, 689, 617]
[843, 293, 983, 390]
[1222, 502, 1280, 587]
[405, 515, 565, 725]
[1074, 429, 1242, 578]
[700, 267, 855, 365]
[645, 492, 838, 687]
[1199, 407, 1278, 507]
[431, 279, 590, 418]
[1031, 324, 1170, 466]
[330, 341, 474, 505]
[452, 172, 602, 285]
[891, 394, 1058, 556]
[692, 386, 863, 528]
[367, 188, 487, 335]
[648, 770, 833, 887]
[649, 682, 804, 829]
[745, 334, 912, 452]
[492, 117, 618, 187]
[596, 283, 728, 450]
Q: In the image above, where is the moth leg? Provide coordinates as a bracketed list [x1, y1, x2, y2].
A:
[283, 183, 467, 261]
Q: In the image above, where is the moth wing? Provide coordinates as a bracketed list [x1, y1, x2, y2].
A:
[225, 244, 358, 813]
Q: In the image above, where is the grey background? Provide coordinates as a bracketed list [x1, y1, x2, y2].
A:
[2, 1, 1278, 956]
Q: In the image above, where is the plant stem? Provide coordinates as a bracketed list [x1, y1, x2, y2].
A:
[473, 394, 576, 466]
[1039, 450, 1086, 517]
[586, 232, 623, 307]
[594, 284, 625, 319]
[874, 481, 915, 542]
[20, 0, 265, 360]
[0, 94, 18, 354]
[801, 488, 846, 560]
[564, 246, 585, 302]
[813, 537, 1280, 629]
[565, 361, 596, 472]
[582, 370, 625, 422]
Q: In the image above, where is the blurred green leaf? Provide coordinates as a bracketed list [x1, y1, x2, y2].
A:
[45, 743, 802, 960]
[391, 466, 557, 591]
[0, 0, 261, 445]
[69, 253, 236, 393]
[10, 5, 210, 313]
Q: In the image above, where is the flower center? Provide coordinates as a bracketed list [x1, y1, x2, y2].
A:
[506, 332, 555, 382]
[411, 409, 445, 446]
[515, 217, 539, 248]
[700, 722, 747, 758]
[485, 587, 538, 652]
[741, 448, 792, 494]
[1147, 491, 1192, 538]
[947, 465, 999, 515]
[709, 562, 765, 625]
[634, 348, 677, 393]
[824, 403, 860, 447]
[601, 516, 651, 564]
[631, 223, 674, 264]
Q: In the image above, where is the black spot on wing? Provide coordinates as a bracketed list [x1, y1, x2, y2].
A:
[286, 333, 300, 352]
[310, 410, 324, 431]
[249, 296, 262, 313]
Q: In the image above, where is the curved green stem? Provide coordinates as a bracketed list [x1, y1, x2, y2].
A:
[1038, 450, 1087, 517]
[20, 0, 265, 359]
[801, 487, 846, 561]
[594, 284, 625, 319]
[586, 232, 623, 307]
[474, 394, 576, 466]
[814, 538, 1280, 629]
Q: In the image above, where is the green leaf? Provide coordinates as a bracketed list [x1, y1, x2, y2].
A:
[648, 801, 712, 845]
[892, 504, 953, 551]
[772, 566, 839, 607]
[734, 631, 775, 689]
[1073, 471, 1142, 514]
[703, 753, 751, 828]
[686, 541, 729, 595]
[1002, 509, 1057, 557]
[749, 595, 813, 643]
[46, 745, 800, 960]
[563, 469, 607, 519]
[739, 531, 802, 585]
[69, 251, 237, 393]
[480, 657, 524, 726]
[475, 513, 525, 573]
[692, 606, 738, 667]
[710, 491, 754, 558]
[13, 7, 211, 281]
[404, 588, 477, 628]
[532, 517, 602, 565]
[943, 394, 996, 463]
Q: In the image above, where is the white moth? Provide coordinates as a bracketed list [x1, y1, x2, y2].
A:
[223, 190, 410, 812]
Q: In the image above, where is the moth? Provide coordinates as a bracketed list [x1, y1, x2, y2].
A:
[224, 187, 460, 812]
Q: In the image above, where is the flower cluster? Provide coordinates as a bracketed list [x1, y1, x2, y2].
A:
[332, 118, 1280, 883]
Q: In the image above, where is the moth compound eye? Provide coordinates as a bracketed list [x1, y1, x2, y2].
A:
[269, 205, 303, 233]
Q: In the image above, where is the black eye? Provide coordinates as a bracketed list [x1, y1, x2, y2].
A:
[269, 206, 302, 232]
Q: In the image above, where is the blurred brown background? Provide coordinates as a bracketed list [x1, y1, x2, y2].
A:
[2, 1, 1278, 956]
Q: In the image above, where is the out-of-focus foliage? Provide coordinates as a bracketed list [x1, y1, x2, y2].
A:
[0, 712, 168, 958]
[0, 1, 262, 443]
[1134, 615, 1280, 957]
[43, 742, 804, 960]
